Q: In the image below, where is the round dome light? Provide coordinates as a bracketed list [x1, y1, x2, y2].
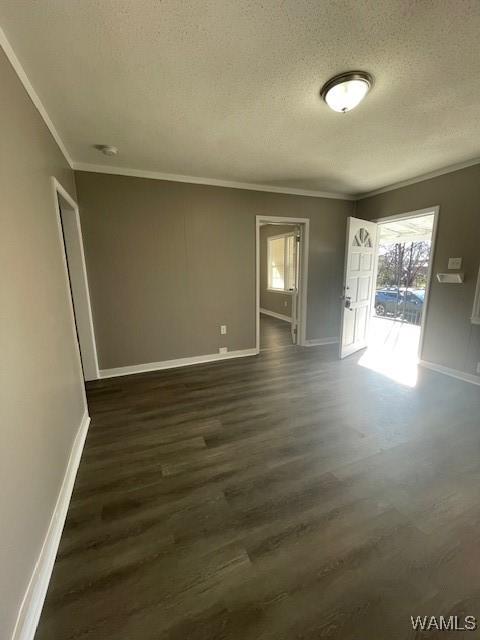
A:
[320, 71, 373, 113]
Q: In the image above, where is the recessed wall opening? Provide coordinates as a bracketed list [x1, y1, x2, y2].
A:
[256, 216, 309, 353]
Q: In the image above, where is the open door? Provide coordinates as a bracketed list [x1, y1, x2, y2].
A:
[340, 217, 377, 358]
[289, 226, 301, 344]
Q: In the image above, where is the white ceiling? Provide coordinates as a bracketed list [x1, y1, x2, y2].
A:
[1, 0, 480, 197]
[380, 213, 435, 243]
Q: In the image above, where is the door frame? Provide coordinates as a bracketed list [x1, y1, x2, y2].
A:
[52, 177, 99, 381]
[371, 205, 440, 360]
[256, 215, 309, 352]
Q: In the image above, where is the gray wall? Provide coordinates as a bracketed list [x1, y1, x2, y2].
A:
[260, 224, 294, 318]
[76, 171, 353, 369]
[0, 50, 85, 638]
[357, 164, 480, 377]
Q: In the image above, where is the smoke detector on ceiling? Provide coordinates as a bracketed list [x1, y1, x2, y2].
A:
[94, 144, 118, 156]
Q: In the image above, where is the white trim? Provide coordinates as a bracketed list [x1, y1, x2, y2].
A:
[100, 348, 257, 379]
[73, 162, 354, 201]
[373, 206, 440, 225]
[419, 360, 480, 386]
[260, 308, 292, 323]
[471, 264, 480, 325]
[356, 158, 480, 199]
[0, 27, 73, 167]
[256, 216, 309, 352]
[52, 178, 100, 382]
[370, 206, 439, 362]
[304, 337, 339, 346]
[12, 410, 90, 640]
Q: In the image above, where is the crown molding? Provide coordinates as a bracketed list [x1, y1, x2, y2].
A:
[0, 26, 73, 168]
[72, 162, 355, 200]
[356, 157, 480, 200]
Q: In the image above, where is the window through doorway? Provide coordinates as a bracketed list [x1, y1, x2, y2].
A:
[267, 233, 296, 292]
[256, 216, 309, 352]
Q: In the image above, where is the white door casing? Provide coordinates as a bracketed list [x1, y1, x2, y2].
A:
[255, 215, 309, 352]
[290, 226, 301, 344]
[53, 178, 99, 381]
[340, 217, 378, 358]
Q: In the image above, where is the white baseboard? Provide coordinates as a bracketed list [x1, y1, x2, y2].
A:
[100, 348, 258, 379]
[12, 410, 91, 640]
[260, 308, 292, 323]
[304, 337, 339, 347]
[419, 360, 480, 386]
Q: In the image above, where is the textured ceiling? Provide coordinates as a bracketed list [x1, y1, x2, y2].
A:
[1, 0, 480, 196]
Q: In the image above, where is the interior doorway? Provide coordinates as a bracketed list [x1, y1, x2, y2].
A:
[362, 209, 438, 385]
[256, 216, 309, 352]
[53, 178, 99, 381]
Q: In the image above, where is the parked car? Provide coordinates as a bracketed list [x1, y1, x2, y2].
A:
[374, 289, 402, 316]
[374, 288, 425, 324]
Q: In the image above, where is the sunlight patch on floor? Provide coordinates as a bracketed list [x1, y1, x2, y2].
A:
[358, 317, 420, 387]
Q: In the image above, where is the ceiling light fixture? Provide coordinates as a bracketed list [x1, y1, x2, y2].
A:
[320, 71, 373, 113]
[94, 144, 118, 156]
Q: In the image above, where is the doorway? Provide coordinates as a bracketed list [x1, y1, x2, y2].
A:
[339, 208, 438, 385]
[256, 216, 309, 352]
[361, 210, 437, 384]
[53, 178, 99, 381]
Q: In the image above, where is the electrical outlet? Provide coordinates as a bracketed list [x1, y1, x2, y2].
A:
[477, 362, 480, 375]
[219, 347, 228, 354]
[220, 325, 227, 335]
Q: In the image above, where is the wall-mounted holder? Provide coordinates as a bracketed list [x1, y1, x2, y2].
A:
[437, 272, 464, 284]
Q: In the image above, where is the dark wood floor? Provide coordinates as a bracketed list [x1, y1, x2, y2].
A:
[260, 313, 292, 350]
[36, 341, 480, 640]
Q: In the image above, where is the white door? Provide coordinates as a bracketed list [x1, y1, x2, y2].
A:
[340, 217, 377, 358]
[289, 227, 301, 344]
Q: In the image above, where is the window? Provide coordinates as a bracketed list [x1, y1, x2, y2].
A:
[353, 227, 372, 247]
[267, 233, 296, 291]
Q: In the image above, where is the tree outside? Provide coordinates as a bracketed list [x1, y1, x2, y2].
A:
[377, 241, 431, 289]
[375, 240, 431, 325]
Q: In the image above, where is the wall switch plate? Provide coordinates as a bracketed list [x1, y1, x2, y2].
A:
[477, 362, 480, 375]
[220, 325, 227, 335]
[284, 300, 288, 307]
[448, 257, 462, 270]
[219, 347, 228, 354]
